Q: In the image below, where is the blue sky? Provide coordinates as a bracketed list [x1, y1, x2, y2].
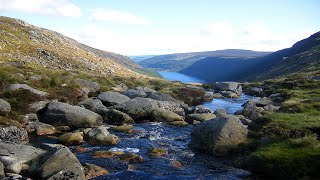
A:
[0, 0, 319, 55]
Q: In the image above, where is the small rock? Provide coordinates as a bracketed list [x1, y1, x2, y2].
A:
[105, 109, 134, 125]
[83, 163, 108, 179]
[58, 132, 84, 146]
[92, 151, 124, 158]
[170, 160, 183, 169]
[0, 99, 11, 114]
[168, 121, 188, 127]
[78, 98, 109, 116]
[193, 105, 213, 114]
[75, 78, 100, 96]
[23, 113, 39, 123]
[186, 113, 216, 123]
[148, 148, 168, 157]
[212, 93, 224, 98]
[110, 125, 134, 133]
[85, 126, 120, 145]
[118, 153, 144, 163]
[112, 83, 128, 92]
[29, 100, 50, 112]
[123, 89, 147, 99]
[26, 121, 56, 136]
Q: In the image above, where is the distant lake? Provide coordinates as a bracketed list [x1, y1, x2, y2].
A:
[158, 71, 206, 83]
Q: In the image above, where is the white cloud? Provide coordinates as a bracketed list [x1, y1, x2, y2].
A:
[89, 8, 149, 25]
[0, 0, 81, 17]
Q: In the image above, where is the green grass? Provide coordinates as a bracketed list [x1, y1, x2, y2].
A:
[244, 135, 320, 179]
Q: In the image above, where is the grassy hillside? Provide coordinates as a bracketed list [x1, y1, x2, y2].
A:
[0, 16, 150, 78]
[139, 49, 271, 71]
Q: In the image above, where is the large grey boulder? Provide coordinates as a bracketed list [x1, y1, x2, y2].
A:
[78, 98, 109, 116]
[215, 82, 239, 91]
[151, 108, 184, 122]
[147, 92, 181, 103]
[0, 142, 46, 174]
[6, 84, 48, 96]
[190, 116, 248, 155]
[0, 126, 29, 143]
[113, 97, 159, 120]
[123, 89, 147, 99]
[29, 144, 85, 179]
[157, 101, 186, 116]
[97, 91, 130, 107]
[40, 101, 103, 128]
[0, 99, 11, 114]
[84, 126, 119, 145]
[75, 78, 100, 96]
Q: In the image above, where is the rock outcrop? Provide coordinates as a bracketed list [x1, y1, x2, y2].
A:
[6, 84, 48, 96]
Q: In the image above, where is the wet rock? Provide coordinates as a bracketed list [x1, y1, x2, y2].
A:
[193, 105, 213, 114]
[26, 121, 56, 136]
[123, 89, 147, 99]
[0, 99, 11, 114]
[0, 142, 46, 174]
[92, 151, 124, 158]
[114, 97, 159, 120]
[29, 144, 85, 179]
[151, 108, 184, 122]
[170, 160, 183, 169]
[203, 92, 214, 101]
[97, 91, 130, 107]
[190, 116, 248, 155]
[85, 126, 119, 145]
[83, 163, 108, 179]
[78, 98, 109, 116]
[40, 101, 103, 128]
[168, 121, 188, 127]
[118, 153, 143, 163]
[58, 132, 84, 146]
[110, 125, 133, 133]
[0, 126, 29, 143]
[105, 109, 134, 125]
[186, 113, 216, 123]
[214, 108, 227, 117]
[6, 84, 48, 96]
[148, 148, 168, 157]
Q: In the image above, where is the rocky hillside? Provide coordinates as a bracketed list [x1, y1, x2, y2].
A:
[0, 16, 147, 78]
[180, 32, 320, 82]
[139, 49, 271, 71]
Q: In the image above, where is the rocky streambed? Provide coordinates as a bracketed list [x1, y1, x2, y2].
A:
[0, 80, 281, 179]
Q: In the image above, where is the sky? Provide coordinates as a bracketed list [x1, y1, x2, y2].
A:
[0, 0, 319, 55]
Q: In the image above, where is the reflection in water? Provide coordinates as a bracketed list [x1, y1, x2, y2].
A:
[158, 71, 206, 83]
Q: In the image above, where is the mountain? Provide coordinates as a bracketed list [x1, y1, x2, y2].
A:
[129, 55, 155, 63]
[181, 32, 320, 82]
[0, 16, 148, 78]
[138, 49, 271, 71]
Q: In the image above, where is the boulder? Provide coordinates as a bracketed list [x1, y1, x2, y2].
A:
[147, 92, 181, 103]
[26, 121, 56, 136]
[247, 87, 263, 96]
[203, 92, 214, 101]
[220, 91, 239, 98]
[123, 89, 147, 99]
[113, 97, 159, 120]
[193, 105, 213, 114]
[190, 116, 248, 155]
[214, 108, 227, 117]
[23, 113, 39, 123]
[255, 97, 274, 107]
[75, 78, 100, 96]
[0, 126, 28, 143]
[58, 132, 84, 146]
[0, 142, 46, 174]
[84, 126, 119, 145]
[78, 98, 109, 116]
[0, 161, 4, 179]
[212, 93, 224, 98]
[40, 101, 103, 128]
[215, 82, 239, 91]
[0, 99, 11, 114]
[168, 121, 189, 127]
[136, 86, 156, 95]
[97, 91, 130, 107]
[151, 108, 184, 122]
[29, 144, 85, 179]
[6, 84, 48, 96]
[186, 113, 216, 123]
[104, 109, 134, 125]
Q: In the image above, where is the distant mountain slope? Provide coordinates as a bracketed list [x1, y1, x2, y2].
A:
[0, 16, 146, 78]
[129, 55, 155, 63]
[180, 32, 320, 82]
[139, 49, 271, 71]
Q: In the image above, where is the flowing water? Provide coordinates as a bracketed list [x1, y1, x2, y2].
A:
[30, 72, 254, 179]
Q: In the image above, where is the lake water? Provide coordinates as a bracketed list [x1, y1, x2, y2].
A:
[158, 71, 206, 83]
